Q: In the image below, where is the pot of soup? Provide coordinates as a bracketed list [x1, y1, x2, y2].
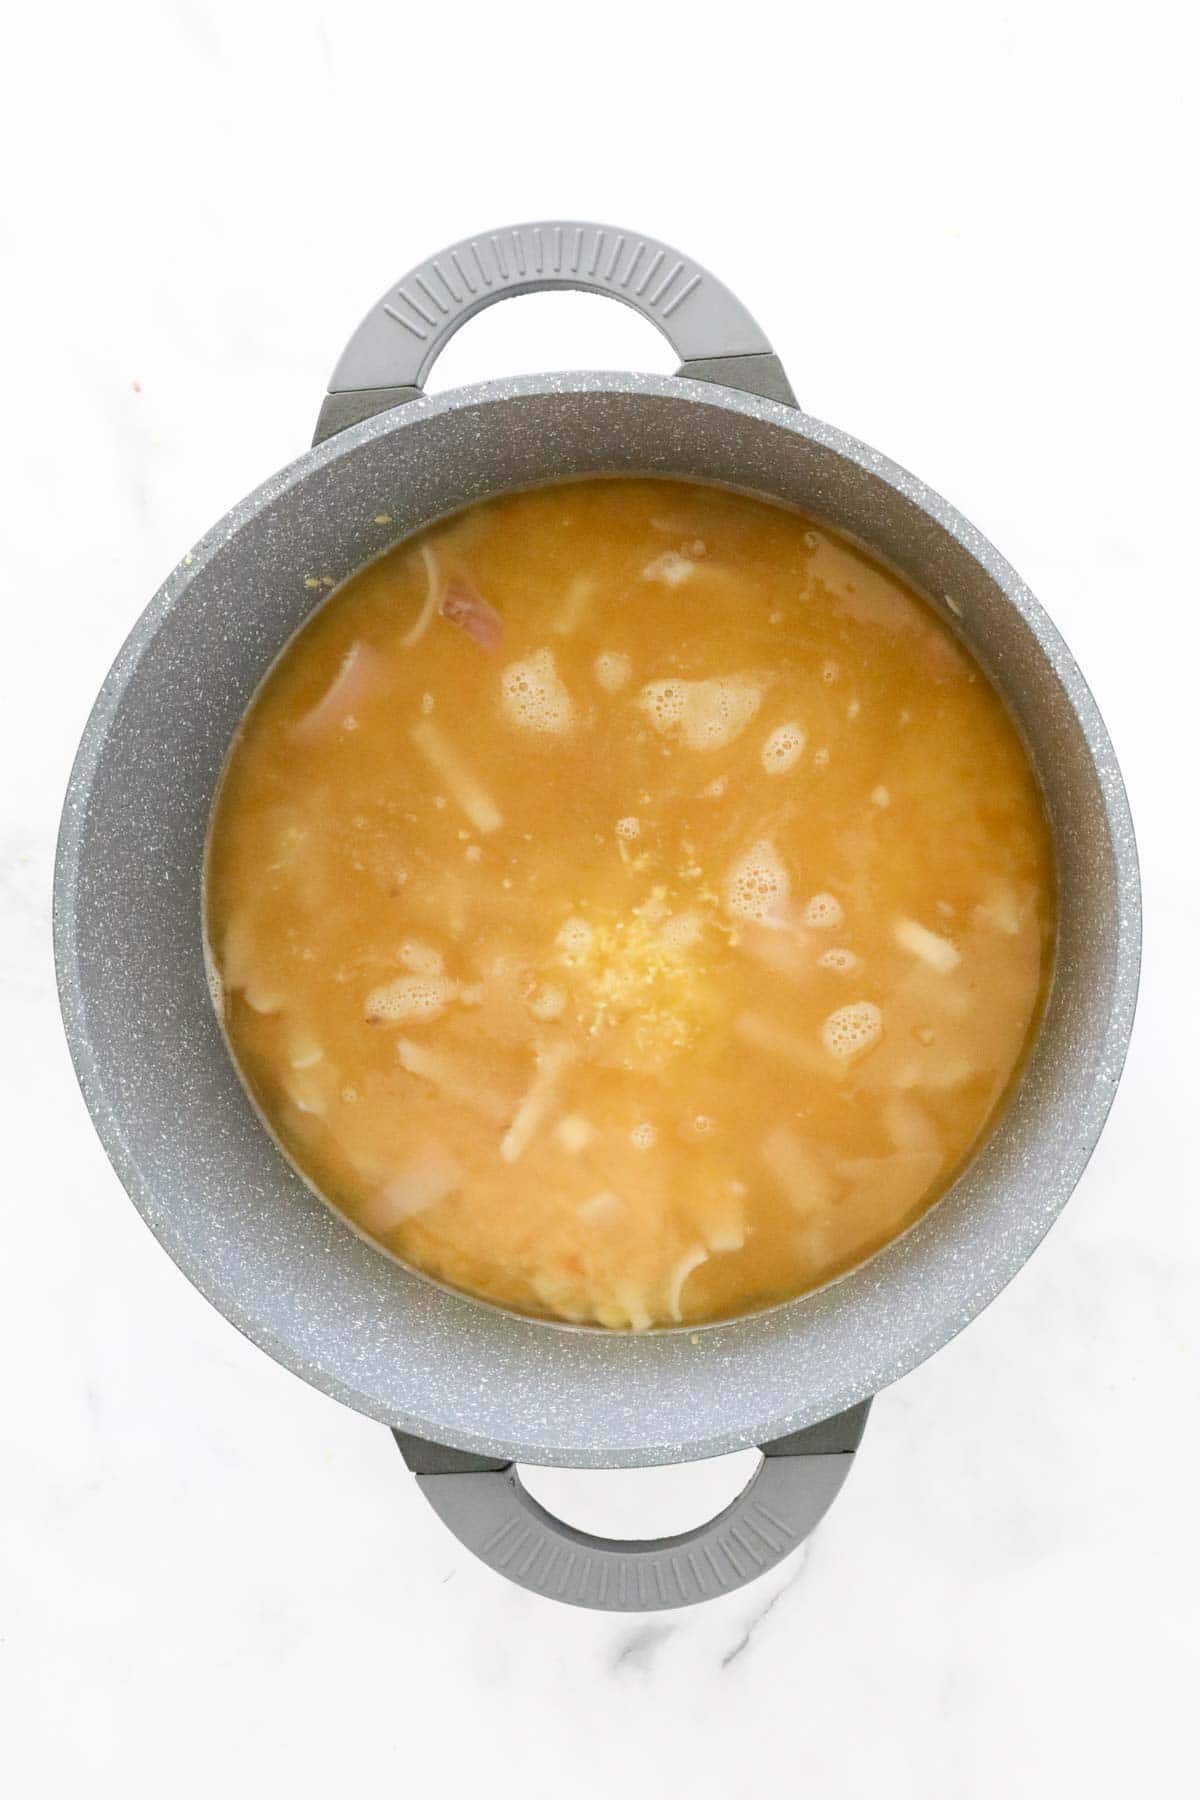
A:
[55, 221, 1140, 1612]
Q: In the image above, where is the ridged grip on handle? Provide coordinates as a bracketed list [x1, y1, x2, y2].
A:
[395, 1402, 869, 1613]
[314, 220, 796, 441]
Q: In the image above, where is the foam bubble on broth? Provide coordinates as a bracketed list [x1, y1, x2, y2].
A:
[724, 839, 790, 924]
[364, 974, 455, 1024]
[639, 675, 763, 751]
[817, 947, 858, 972]
[501, 647, 574, 734]
[658, 910, 703, 952]
[803, 892, 844, 930]
[821, 1001, 884, 1060]
[762, 721, 806, 774]
[205, 476, 1055, 1330]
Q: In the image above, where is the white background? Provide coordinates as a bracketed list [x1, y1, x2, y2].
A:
[2, 2, 1196, 1795]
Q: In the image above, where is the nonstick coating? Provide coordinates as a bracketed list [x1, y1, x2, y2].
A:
[54, 372, 1140, 1467]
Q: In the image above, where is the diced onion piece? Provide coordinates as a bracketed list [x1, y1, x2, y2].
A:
[760, 1127, 834, 1216]
[735, 1010, 835, 1078]
[907, 1050, 975, 1090]
[554, 574, 595, 636]
[578, 1190, 623, 1225]
[286, 1070, 328, 1118]
[882, 1096, 942, 1156]
[893, 916, 961, 973]
[410, 719, 503, 834]
[243, 984, 284, 1016]
[367, 1149, 461, 1229]
[220, 908, 286, 1013]
[396, 1039, 510, 1122]
[642, 551, 695, 586]
[294, 641, 382, 739]
[529, 1272, 588, 1324]
[974, 881, 1023, 935]
[555, 1113, 596, 1154]
[666, 1245, 709, 1322]
[400, 543, 441, 647]
[500, 1041, 575, 1165]
[697, 1189, 746, 1252]
[613, 1283, 654, 1333]
[739, 926, 808, 979]
[837, 1150, 943, 1219]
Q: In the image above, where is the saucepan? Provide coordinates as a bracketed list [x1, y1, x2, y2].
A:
[54, 220, 1140, 1611]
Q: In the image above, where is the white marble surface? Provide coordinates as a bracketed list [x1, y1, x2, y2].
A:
[3, 3, 1197, 1794]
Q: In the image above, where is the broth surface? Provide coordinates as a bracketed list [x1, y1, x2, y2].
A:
[205, 478, 1055, 1328]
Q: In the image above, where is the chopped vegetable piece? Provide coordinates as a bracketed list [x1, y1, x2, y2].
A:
[295, 642, 382, 739]
[410, 720, 503, 833]
[395, 1039, 510, 1122]
[666, 1245, 709, 1321]
[500, 1042, 575, 1164]
[440, 574, 503, 651]
[760, 1127, 834, 1215]
[400, 543, 442, 647]
[893, 917, 960, 973]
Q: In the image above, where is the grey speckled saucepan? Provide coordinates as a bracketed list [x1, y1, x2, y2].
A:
[55, 222, 1140, 1612]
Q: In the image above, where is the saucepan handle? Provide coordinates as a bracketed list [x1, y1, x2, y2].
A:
[394, 1400, 869, 1612]
[313, 219, 797, 442]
